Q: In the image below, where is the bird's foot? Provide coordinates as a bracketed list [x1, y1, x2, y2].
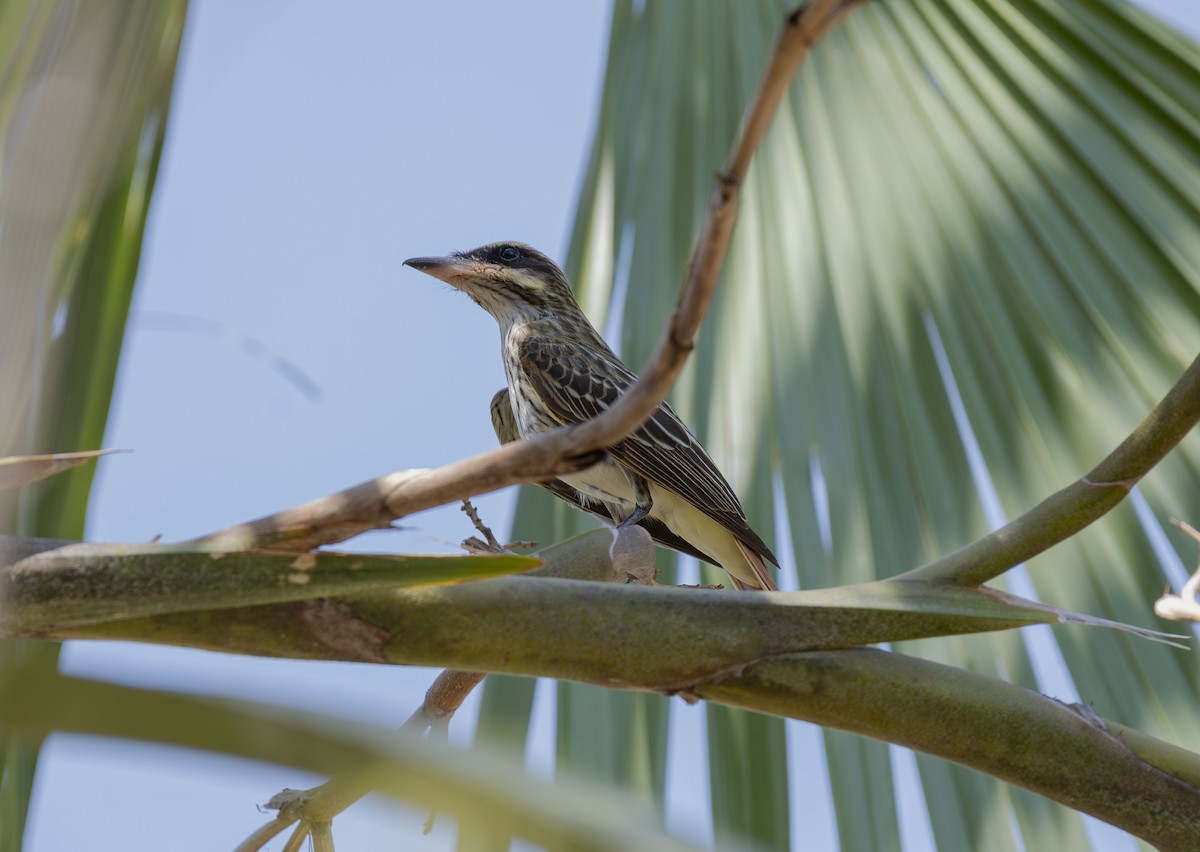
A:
[617, 504, 651, 528]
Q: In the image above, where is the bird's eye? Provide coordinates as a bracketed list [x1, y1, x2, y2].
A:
[498, 245, 521, 263]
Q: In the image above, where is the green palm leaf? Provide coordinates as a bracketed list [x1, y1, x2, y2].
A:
[0, 2, 187, 847]
[493, 1, 1200, 849]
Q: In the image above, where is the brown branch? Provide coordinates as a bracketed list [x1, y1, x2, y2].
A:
[570, 0, 862, 453]
[460, 498, 536, 554]
[460, 498, 503, 552]
[192, 0, 865, 554]
[237, 672, 491, 848]
[404, 670, 487, 738]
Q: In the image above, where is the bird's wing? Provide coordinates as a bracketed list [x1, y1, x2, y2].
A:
[517, 337, 777, 565]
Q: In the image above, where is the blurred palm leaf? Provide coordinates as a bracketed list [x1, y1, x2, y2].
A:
[488, 0, 1200, 849]
[0, 1, 187, 848]
[0, 666, 702, 852]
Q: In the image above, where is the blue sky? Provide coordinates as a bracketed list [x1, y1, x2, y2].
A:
[24, 2, 1200, 851]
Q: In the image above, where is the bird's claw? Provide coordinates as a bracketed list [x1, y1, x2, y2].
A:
[618, 504, 652, 528]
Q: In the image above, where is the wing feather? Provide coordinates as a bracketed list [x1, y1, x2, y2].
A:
[517, 337, 777, 565]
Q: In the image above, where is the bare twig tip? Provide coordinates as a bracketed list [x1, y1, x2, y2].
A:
[460, 499, 503, 552]
[1169, 517, 1200, 544]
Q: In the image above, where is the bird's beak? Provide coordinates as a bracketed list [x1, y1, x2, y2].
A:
[403, 254, 487, 288]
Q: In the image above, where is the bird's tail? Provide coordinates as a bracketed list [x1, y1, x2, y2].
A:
[731, 538, 778, 591]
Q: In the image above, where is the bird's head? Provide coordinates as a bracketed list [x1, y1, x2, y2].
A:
[404, 242, 581, 327]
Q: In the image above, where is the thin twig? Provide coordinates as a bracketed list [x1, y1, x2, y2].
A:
[231, 815, 294, 852]
[1169, 516, 1200, 545]
[192, 0, 866, 556]
[405, 669, 488, 835]
[280, 821, 309, 852]
[237, 673, 490, 848]
[310, 821, 335, 852]
[235, 673, 490, 847]
[570, 0, 861, 455]
[460, 498, 504, 553]
[459, 499, 537, 554]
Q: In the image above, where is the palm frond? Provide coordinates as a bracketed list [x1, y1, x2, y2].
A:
[500, 1, 1200, 848]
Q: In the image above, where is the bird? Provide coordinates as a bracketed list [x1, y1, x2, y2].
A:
[404, 242, 778, 591]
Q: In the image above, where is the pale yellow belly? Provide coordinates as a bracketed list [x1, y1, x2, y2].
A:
[560, 460, 638, 512]
[560, 466, 759, 587]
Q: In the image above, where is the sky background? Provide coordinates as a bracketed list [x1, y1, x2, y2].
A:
[23, 2, 1200, 851]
